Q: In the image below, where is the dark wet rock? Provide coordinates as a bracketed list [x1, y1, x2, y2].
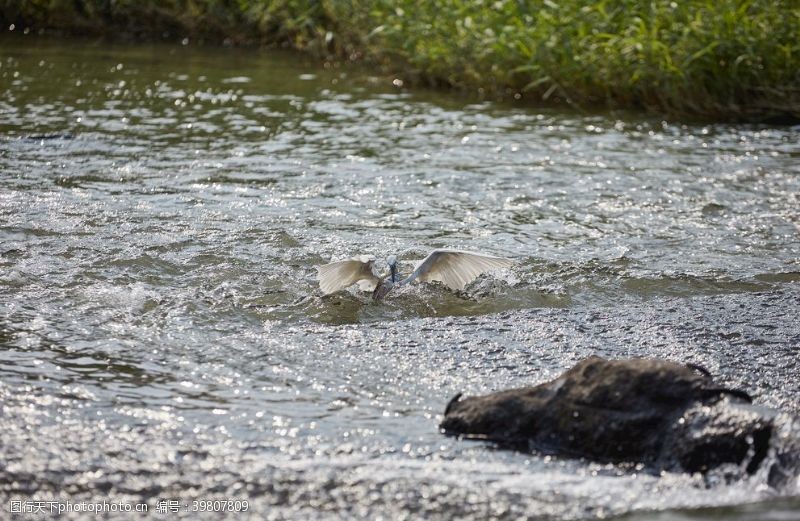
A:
[441, 356, 794, 478]
[23, 133, 75, 140]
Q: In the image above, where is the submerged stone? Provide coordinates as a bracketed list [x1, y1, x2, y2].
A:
[441, 356, 788, 476]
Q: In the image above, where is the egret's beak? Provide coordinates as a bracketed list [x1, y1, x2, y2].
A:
[390, 262, 398, 283]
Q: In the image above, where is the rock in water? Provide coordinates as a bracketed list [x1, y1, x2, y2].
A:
[440, 356, 780, 475]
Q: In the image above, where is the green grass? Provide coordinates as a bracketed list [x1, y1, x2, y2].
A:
[2, 0, 799, 121]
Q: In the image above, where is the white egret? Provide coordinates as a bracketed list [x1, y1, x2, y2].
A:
[316, 249, 513, 300]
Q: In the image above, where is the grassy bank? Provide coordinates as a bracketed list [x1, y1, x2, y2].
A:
[3, 0, 799, 121]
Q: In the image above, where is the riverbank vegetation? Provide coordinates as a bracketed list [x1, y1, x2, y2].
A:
[3, 0, 798, 121]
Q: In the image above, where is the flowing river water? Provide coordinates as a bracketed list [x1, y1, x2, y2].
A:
[1, 36, 799, 519]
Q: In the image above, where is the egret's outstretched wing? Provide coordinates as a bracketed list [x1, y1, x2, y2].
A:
[400, 249, 513, 291]
[317, 255, 381, 295]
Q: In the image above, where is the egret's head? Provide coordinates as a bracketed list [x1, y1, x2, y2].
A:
[386, 255, 398, 282]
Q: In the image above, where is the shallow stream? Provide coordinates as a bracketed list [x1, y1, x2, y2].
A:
[1, 36, 799, 519]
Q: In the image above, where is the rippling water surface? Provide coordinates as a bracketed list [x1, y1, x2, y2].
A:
[1, 36, 799, 519]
